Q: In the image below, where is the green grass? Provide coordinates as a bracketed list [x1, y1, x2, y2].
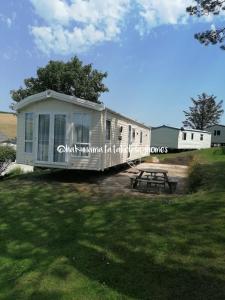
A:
[0, 181, 225, 298]
[145, 147, 225, 165]
[1, 148, 225, 299]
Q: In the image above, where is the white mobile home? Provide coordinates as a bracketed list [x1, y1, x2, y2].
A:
[151, 125, 211, 150]
[207, 124, 225, 147]
[15, 90, 151, 171]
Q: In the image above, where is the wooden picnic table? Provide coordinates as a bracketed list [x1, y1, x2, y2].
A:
[137, 168, 168, 179]
[131, 168, 176, 193]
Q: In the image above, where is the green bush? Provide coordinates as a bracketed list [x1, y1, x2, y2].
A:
[212, 147, 225, 156]
[0, 145, 16, 162]
[188, 161, 204, 192]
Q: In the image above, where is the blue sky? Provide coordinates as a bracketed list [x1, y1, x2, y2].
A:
[0, 0, 225, 127]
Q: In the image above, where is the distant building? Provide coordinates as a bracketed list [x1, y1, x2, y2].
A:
[151, 125, 211, 150]
[207, 125, 225, 147]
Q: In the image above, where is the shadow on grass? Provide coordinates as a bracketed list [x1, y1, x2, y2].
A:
[4, 163, 132, 185]
[188, 161, 225, 192]
[0, 179, 225, 299]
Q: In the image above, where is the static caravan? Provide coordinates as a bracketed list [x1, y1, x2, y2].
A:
[151, 125, 211, 150]
[207, 124, 225, 147]
[15, 90, 151, 171]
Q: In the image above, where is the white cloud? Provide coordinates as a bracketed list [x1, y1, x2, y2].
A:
[29, 0, 219, 55]
[135, 0, 192, 35]
[0, 14, 13, 28]
[30, 0, 70, 26]
[30, 0, 130, 54]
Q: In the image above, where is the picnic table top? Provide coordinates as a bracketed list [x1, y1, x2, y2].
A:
[138, 168, 168, 174]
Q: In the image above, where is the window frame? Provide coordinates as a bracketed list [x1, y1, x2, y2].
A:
[37, 113, 51, 162]
[132, 128, 135, 142]
[24, 112, 34, 154]
[200, 134, 204, 141]
[106, 119, 111, 142]
[140, 131, 143, 144]
[53, 114, 67, 163]
[182, 132, 187, 141]
[72, 113, 91, 158]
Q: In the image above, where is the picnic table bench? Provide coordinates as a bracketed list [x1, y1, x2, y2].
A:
[130, 168, 177, 194]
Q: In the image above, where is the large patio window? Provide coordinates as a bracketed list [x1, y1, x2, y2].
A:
[73, 113, 91, 157]
[37, 114, 50, 161]
[54, 114, 66, 163]
[25, 112, 33, 153]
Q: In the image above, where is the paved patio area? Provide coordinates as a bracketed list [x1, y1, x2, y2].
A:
[96, 163, 189, 196]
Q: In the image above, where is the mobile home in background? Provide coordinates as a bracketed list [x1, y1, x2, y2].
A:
[207, 124, 225, 147]
[151, 125, 211, 150]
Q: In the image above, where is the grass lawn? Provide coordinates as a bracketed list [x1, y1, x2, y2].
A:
[145, 147, 225, 165]
[0, 150, 225, 299]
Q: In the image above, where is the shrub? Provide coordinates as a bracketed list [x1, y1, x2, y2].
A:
[212, 147, 225, 156]
[0, 145, 16, 162]
[188, 160, 204, 192]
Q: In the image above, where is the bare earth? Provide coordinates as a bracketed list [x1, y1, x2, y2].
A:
[0, 113, 17, 139]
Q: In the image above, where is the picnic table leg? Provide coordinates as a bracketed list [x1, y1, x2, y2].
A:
[133, 171, 144, 189]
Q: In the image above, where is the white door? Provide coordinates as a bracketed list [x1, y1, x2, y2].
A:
[53, 114, 66, 163]
[37, 113, 67, 164]
[37, 114, 50, 162]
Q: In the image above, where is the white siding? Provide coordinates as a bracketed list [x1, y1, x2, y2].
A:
[17, 98, 102, 170]
[16, 97, 151, 170]
[103, 111, 151, 169]
[151, 127, 211, 150]
[178, 131, 211, 149]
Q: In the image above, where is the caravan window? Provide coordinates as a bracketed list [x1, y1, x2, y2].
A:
[214, 130, 221, 136]
[73, 113, 91, 157]
[106, 120, 111, 141]
[54, 115, 66, 163]
[182, 132, 187, 141]
[140, 131, 143, 144]
[132, 129, 135, 141]
[25, 113, 33, 153]
[37, 114, 50, 161]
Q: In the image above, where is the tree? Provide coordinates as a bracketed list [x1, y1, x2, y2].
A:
[183, 93, 224, 130]
[187, 0, 225, 49]
[11, 56, 109, 104]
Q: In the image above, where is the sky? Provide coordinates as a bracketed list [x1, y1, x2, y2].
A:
[0, 0, 225, 127]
